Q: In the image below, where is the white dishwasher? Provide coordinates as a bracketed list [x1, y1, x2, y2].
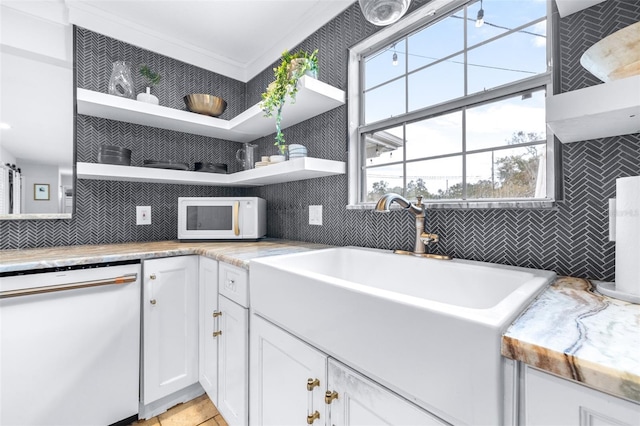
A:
[0, 261, 141, 426]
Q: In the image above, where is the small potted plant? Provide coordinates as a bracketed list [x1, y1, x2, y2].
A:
[137, 64, 161, 105]
[260, 49, 318, 155]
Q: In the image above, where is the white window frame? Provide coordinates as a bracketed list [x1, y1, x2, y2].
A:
[347, 0, 556, 209]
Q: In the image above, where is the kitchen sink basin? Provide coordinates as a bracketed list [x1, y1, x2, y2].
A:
[250, 246, 556, 425]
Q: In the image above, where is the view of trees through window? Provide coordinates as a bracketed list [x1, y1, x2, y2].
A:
[357, 0, 551, 204]
[366, 131, 544, 202]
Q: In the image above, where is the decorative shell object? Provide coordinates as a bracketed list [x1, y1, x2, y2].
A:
[580, 21, 640, 82]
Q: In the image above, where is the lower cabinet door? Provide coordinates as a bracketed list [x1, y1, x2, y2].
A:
[218, 295, 249, 426]
[199, 256, 219, 404]
[143, 256, 199, 405]
[250, 314, 327, 426]
[523, 365, 640, 425]
[326, 359, 448, 426]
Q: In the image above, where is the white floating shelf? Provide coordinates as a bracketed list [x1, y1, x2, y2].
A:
[76, 76, 345, 143]
[546, 75, 640, 143]
[77, 157, 346, 187]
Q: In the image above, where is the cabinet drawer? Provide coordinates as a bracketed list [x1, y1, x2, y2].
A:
[219, 262, 249, 307]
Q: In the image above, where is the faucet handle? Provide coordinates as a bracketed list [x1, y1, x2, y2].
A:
[420, 233, 439, 244]
[416, 195, 423, 206]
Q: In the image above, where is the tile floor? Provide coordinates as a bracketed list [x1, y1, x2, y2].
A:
[132, 394, 227, 426]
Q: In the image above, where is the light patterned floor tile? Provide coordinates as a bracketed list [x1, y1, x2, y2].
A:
[157, 394, 219, 426]
[212, 414, 228, 426]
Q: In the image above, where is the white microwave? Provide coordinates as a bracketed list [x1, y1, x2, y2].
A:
[178, 197, 266, 241]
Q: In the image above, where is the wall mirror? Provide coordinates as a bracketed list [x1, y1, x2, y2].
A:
[0, 2, 74, 220]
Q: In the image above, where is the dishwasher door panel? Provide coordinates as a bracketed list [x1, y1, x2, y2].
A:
[0, 264, 141, 425]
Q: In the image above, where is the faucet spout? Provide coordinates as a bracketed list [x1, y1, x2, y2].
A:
[374, 193, 423, 217]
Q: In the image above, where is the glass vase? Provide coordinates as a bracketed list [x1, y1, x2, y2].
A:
[108, 61, 134, 99]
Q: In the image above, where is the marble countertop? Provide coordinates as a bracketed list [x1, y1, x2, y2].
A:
[1, 241, 638, 404]
[502, 277, 640, 403]
[0, 239, 330, 273]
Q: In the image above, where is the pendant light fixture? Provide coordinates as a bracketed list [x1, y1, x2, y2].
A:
[392, 43, 398, 66]
[359, 0, 412, 26]
[475, 0, 484, 27]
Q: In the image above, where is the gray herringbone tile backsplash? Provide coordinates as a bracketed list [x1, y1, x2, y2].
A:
[2, 0, 639, 283]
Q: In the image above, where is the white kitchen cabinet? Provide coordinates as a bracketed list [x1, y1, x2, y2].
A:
[217, 262, 250, 426]
[250, 313, 447, 426]
[327, 359, 448, 426]
[199, 256, 219, 404]
[250, 314, 327, 426]
[522, 365, 640, 425]
[142, 256, 199, 405]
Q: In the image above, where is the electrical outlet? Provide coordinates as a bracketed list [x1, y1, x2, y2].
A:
[309, 205, 322, 226]
[136, 206, 151, 225]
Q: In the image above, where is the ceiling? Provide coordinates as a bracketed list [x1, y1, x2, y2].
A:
[65, 0, 356, 82]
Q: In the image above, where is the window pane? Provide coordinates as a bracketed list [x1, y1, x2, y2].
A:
[466, 145, 545, 199]
[466, 90, 546, 151]
[408, 54, 464, 111]
[467, 21, 547, 94]
[463, 0, 547, 48]
[365, 126, 404, 167]
[365, 164, 404, 202]
[364, 78, 406, 124]
[406, 156, 462, 200]
[364, 40, 406, 90]
[408, 15, 463, 72]
[406, 111, 462, 160]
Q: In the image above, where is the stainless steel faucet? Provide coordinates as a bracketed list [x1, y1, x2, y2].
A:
[375, 193, 449, 259]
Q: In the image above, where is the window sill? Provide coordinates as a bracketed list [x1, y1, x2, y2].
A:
[346, 199, 556, 210]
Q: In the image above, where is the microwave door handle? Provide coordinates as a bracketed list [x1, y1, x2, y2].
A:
[233, 201, 240, 236]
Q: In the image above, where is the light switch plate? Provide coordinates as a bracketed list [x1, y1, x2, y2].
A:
[136, 206, 151, 225]
[309, 205, 322, 226]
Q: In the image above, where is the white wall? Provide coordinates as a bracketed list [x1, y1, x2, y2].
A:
[19, 160, 59, 214]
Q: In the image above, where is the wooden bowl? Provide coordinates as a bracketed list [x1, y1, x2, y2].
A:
[580, 21, 640, 82]
[183, 94, 227, 117]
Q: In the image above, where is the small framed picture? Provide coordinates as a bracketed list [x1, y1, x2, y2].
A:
[34, 184, 50, 201]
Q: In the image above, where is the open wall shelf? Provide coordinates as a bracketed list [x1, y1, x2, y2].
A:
[77, 157, 346, 187]
[76, 76, 345, 143]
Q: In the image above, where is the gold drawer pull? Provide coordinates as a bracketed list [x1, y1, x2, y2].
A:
[325, 390, 339, 404]
[213, 311, 222, 318]
[306, 378, 320, 391]
[213, 331, 222, 337]
[306, 411, 320, 424]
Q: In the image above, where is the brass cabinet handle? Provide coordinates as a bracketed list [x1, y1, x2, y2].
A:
[325, 390, 339, 404]
[212, 331, 222, 337]
[150, 299, 157, 305]
[233, 201, 240, 236]
[306, 378, 320, 391]
[306, 411, 320, 425]
[149, 274, 156, 280]
[213, 311, 222, 318]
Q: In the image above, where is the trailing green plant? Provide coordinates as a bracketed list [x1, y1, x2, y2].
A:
[260, 49, 318, 154]
[139, 64, 161, 86]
